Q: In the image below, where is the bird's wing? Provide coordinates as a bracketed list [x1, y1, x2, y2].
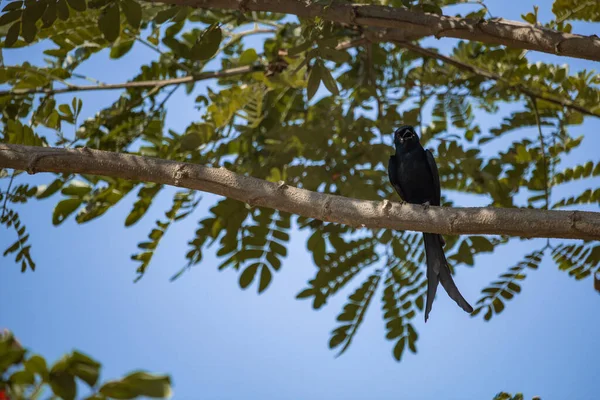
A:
[388, 155, 406, 201]
[425, 149, 441, 207]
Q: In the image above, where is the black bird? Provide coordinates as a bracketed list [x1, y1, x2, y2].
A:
[388, 125, 473, 322]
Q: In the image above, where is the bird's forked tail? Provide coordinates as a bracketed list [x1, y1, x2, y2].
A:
[423, 232, 473, 322]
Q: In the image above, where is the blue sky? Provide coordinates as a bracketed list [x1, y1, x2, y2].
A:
[1, 0, 600, 399]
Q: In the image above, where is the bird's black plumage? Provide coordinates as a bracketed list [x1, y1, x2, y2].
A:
[388, 125, 473, 322]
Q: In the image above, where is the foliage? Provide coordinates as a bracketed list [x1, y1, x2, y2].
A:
[493, 393, 541, 400]
[0, 329, 172, 400]
[0, 0, 599, 364]
[472, 248, 545, 321]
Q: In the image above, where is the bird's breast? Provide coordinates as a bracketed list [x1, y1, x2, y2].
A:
[396, 150, 435, 205]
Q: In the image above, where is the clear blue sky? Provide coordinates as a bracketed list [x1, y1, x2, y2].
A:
[1, 1, 599, 399]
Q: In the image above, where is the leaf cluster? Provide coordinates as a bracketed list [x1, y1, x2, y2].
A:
[0, 329, 172, 400]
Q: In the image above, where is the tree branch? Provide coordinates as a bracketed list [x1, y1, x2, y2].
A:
[1, 143, 599, 241]
[0, 65, 264, 97]
[160, 0, 600, 62]
[377, 37, 600, 118]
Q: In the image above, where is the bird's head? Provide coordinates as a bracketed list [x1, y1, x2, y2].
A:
[393, 125, 419, 148]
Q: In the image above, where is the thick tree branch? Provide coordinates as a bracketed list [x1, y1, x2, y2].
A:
[387, 37, 600, 118]
[1, 143, 599, 241]
[160, 0, 600, 62]
[0, 65, 264, 97]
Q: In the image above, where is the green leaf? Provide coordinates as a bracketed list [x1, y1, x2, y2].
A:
[99, 381, 139, 399]
[239, 262, 260, 289]
[415, 295, 424, 311]
[37, 179, 65, 199]
[180, 124, 214, 150]
[61, 181, 91, 196]
[239, 48, 258, 65]
[0, 9, 21, 27]
[24, 354, 48, 380]
[307, 230, 325, 265]
[170, 6, 188, 23]
[4, 239, 20, 256]
[320, 47, 350, 64]
[110, 38, 135, 59]
[120, 0, 141, 29]
[50, 371, 77, 400]
[66, 0, 86, 12]
[9, 369, 35, 384]
[296, 288, 313, 299]
[521, 12, 536, 24]
[69, 351, 100, 387]
[58, 103, 72, 116]
[124, 371, 172, 397]
[492, 297, 504, 314]
[2, 2, 23, 12]
[100, 371, 172, 399]
[287, 40, 312, 56]
[72, 97, 83, 116]
[52, 198, 83, 225]
[306, 62, 322, 101]
[320, 65, 339, 96]
[0, 346, 26, 373]
[393, 337, 406, 361]
[5, 21, 21, 47]
[56, 0, 69, 19]
[258, 265, 272, 293]
[98, 3, 120, 42]
[153, 6, 178, 24]
[420, 3, 442, 14]
[190, 24, 222, 61]
[125, 184, 162, 227]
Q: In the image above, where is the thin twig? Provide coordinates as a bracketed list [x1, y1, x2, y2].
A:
[212, 26, 277, 63]
[418, 57, 426, 135]
[0, 65, 265, 97]
[229, 27, 277, 38]
[128, 31, 193, 74]
[71, 73, 105, 85]
[139, 84, 181, 135]
[529, 96, 550, 211]
[1, 171, 15, 219]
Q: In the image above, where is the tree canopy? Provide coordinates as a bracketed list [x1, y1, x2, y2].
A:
[0, 0, 599, 398]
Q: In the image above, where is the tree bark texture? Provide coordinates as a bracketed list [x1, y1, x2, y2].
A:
[1, 144, 599, 241]
[158, 0, 600, 62]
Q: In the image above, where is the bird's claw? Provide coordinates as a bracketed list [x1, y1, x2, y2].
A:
[421, 201, 430, 210]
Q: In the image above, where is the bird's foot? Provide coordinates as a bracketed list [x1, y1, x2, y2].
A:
[421, 201, 430, 211]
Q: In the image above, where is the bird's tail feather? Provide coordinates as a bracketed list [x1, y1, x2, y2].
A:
[423, 233, 473, 322]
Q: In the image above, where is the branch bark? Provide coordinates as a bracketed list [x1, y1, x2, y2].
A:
[0, 65, 264, 97]
[1, 143, 599, 241]
[159, 0, 600, 62]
